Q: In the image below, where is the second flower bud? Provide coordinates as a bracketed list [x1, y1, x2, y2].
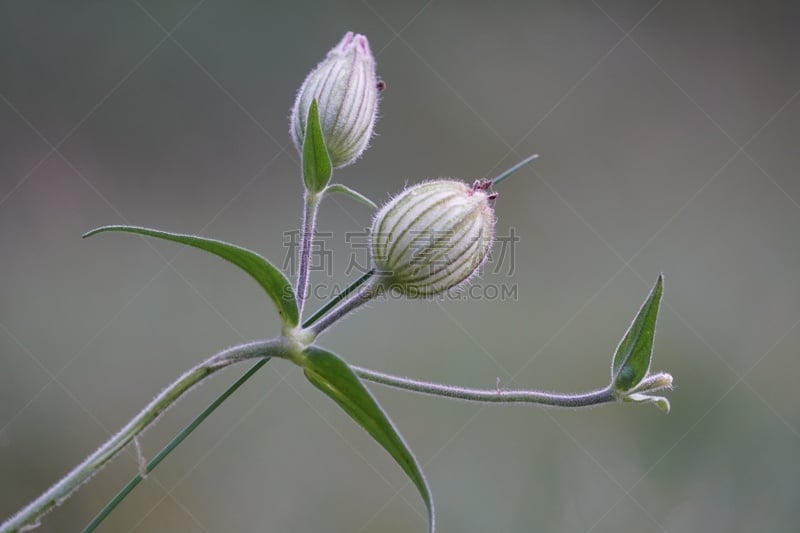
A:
[290, 32, 380, 169]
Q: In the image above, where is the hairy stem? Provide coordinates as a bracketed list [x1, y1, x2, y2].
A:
[296, 191, 321, 317]
[354, 366, 615, 407]
[308, 277, 382, 337]
[0, 339, 289, 533]
[81, 358, 271, 533]
[303, 269, 375, 328]
[80, 270, 379, 530]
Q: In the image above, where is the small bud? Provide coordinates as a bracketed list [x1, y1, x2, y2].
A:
[290, 32, 379, 168]
[371, 180, 496, 298]
[629, 372, 673, 394]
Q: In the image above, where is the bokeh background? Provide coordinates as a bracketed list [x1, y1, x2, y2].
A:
[2, 1, 799, 531]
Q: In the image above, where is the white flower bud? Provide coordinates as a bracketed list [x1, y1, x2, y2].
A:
[371, 180, 496, 298]
[290, 32, 379, 168]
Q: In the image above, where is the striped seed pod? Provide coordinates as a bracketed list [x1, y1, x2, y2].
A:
[370, 179, 496, 297]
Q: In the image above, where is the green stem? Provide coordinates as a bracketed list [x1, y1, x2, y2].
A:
[307, 276, 382, 337]
[303, 268, 375, 328]
[491, 154, 539, 186]
[353, 366, 615, 407]
[296, 191, 321, 317]
[81, 358, 271, 533]
[0, 340, 288, 533]
[78, 271, 377, 531]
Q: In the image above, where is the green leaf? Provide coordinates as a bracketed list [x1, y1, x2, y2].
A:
[303, 99, 332, 192]
[325, 183, 377, 209]
[623, 393, 671, 414]
[83, 225, 299, 326]
[303, 347, 434, 533]
[611, 274, 663, 392]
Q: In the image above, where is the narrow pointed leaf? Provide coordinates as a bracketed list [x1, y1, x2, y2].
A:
[303, 347, 434, 533]
[612, 274, 663, 392]
[303, 99, 332, 192]
[84, 225, 299, 326]
[325, 183, 377, 209]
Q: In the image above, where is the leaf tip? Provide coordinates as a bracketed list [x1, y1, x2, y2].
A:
[325, 183, 378, 209]
[302, 98, 333, 192]
[82, 226, 110, 239]
[622, 392, 671, 414]
[656, 397, 671, 414]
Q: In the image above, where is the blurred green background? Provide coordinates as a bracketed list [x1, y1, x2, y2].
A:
[2, 1, 799, 531]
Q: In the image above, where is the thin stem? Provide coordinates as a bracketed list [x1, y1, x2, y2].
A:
[81, 269, 378, 530]
[308, 276, 382, 337]
[303, 268, 375, 328]
[491, 154, 539, 186]
[82, 358, 270, 533]
[296, 191, 321, 317]
[353, 366, 615, 408]
[1, 340, 288, 533]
